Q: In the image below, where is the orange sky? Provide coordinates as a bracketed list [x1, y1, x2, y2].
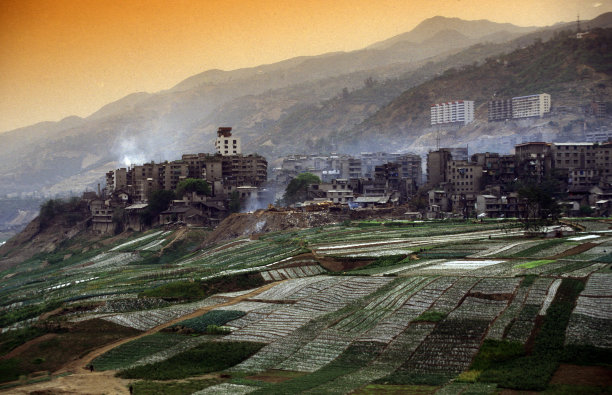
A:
[1, 0, 611, 133]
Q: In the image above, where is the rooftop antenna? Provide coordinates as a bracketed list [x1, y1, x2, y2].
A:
[577, 13, 581, 33]
[436, 129, 441, 151]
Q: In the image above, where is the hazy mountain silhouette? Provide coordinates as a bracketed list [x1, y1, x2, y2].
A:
[0, 14, 609, 198]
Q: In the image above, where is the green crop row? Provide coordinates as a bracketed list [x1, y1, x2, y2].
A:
[476, 278, 585, 390]
[92, 333, 187, 371]
[117, 341, 264, 380]
[510, 239, 566, 258]
[171, 310, 245, 332]
[515, 259, 556, 269]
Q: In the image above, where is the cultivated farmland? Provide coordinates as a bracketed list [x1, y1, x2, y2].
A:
[1, 218, 611, 394]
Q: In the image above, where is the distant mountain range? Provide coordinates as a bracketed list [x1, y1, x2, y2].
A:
[1, 13, 611, 199]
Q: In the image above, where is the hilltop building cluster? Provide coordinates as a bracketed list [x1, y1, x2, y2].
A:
[488, 93, 551, 121]
[274, 152, 422, 207]
[275, 141, 611, 219]
[424, 141, 612, 218]
[86, 125, 611, 235]
[91, 128, 268, 233]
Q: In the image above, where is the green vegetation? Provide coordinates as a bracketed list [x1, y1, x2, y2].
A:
[39, 197, 87, 228]
[470, 340, 526, 371]
[477, 278, 585, 390]
[283, 172, 321, 205]
[418, 250, 472, 259]
[229, 190, 241, 213]
[519, 274, 538, 288]
[170, 310, 245, 333]
[0, 326, 48, 355]
[250, 342, 384, 394]
[598, 252, 612, 263]
[354, 384, 439, 394]
[135, 233, 203, 265]
[117, 341, 264, 380]
[2, 209, 611, 392]
[455, 370, 481, 383]
[131, 378, 223, 395]
[413, 311, 447, 323]
[92, 333, 187, 371]
[515, 259, 556, 269]
[511, 239, 566, 258]
[361, 255, 408, 270]
[562, 345, 612, 367]
[204, 325, 231, 335]
[0, 319, 141, 384]
[0, 358, 20, 383]
[0, 300, 63, 328]
[175, 178, 210, 199]
[140, 189, 175, 225]
[139, 273, 264, 301]
[516, 178, 562, 230]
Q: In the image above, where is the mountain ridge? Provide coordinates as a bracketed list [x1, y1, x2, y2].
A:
[1, 14, 610, 200]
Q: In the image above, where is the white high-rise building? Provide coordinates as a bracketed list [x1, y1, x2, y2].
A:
[512, 93, 551, 119]
[431, 100, 474, 126]
[214, 127, 241, 156]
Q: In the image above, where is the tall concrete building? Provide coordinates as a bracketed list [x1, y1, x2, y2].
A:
[427, 149, 452, 187]
[215, 127, 241, 156]
[512, 94, 551, 119]
[431, 100, 474, 126]
[488, 99, 513, 122]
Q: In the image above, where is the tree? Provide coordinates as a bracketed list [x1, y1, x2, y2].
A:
[283, 173, 321, 205]
[39, 199, 58, 228]
[229, 190, 241, 213]
[175, 178, 210, 199]
[141, 189, 175, 226]
[517, 178, 562, 231]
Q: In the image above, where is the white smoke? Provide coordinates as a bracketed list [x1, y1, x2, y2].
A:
[242, 187, 275, 213]
[117, 136, 147, 167]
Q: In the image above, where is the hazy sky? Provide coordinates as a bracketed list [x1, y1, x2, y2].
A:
[1, 0, 611, 133]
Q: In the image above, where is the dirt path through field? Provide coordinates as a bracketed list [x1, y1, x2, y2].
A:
[5, 370, 132, 395]
[7, 281, 282, 395]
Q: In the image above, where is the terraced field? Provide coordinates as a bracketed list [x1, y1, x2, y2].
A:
[1, 218, 611, 394]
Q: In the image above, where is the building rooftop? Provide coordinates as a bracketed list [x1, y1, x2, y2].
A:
[125, 203, 148, 210]
[553, 142, 595, 146]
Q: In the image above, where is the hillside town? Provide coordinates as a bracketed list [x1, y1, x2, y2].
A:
[90, 121, 612, 235]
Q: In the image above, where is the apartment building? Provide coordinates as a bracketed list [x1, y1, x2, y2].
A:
[426, 148, 469, 187]
[447, 160, 483, 194]
[512, 93, 551, 119]
[221, 154, 268, 188]
[430, 100, 475, 126]
[488, 99, 513, 122]
[514, 142, 552, 182]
